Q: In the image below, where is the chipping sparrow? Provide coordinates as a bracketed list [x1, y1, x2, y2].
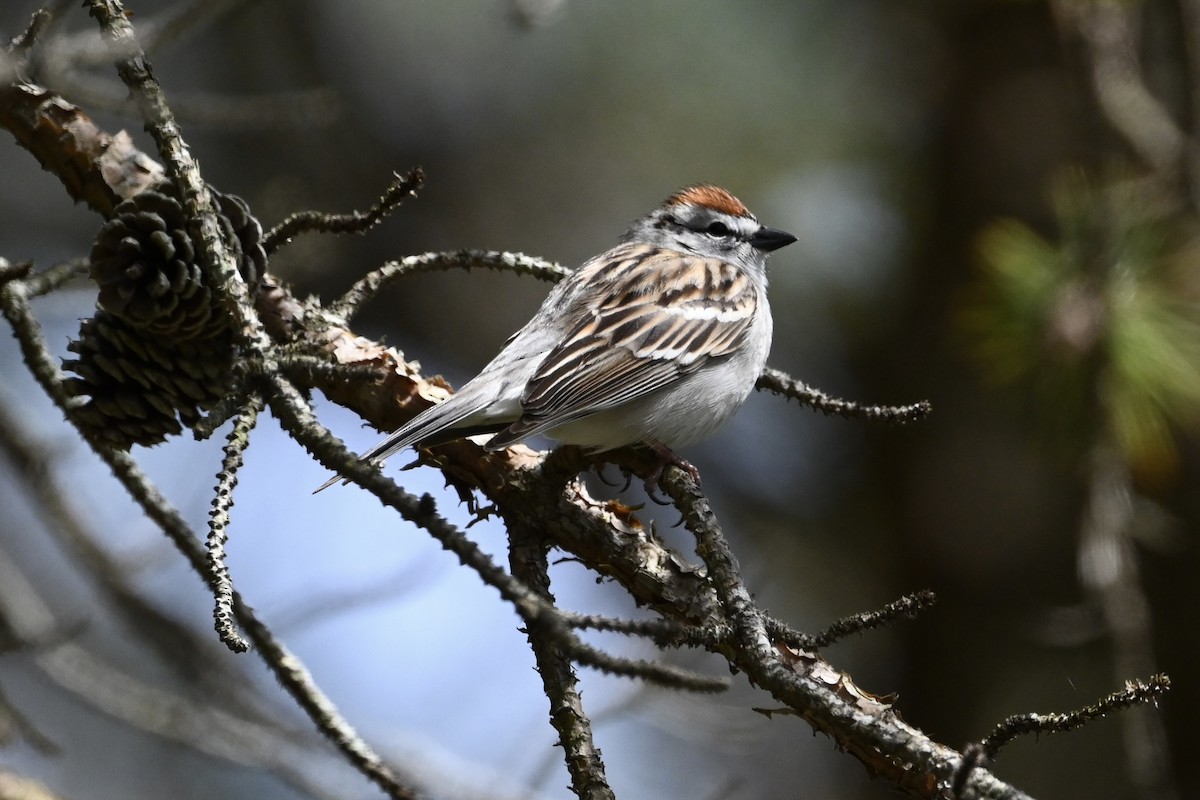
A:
[318, 185, 795, 491]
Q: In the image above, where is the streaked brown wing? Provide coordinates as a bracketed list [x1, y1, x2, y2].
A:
[499, 246, 758, 441]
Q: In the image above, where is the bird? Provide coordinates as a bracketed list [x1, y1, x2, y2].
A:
[316, 184, 796, 492]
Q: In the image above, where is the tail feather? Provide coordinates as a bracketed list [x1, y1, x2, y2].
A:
[313, 383, 513, 493]
[361, 390, 492, 463]
[360, 403, 485, 463]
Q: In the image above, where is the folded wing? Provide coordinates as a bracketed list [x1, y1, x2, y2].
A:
[486, 245, 758, 448]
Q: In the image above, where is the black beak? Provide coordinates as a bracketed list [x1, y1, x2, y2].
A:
[749, 226, 798, 252]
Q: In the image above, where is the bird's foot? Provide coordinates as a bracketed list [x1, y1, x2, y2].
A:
[642, 440, 700, 502]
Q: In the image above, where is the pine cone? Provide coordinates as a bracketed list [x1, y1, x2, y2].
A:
[68, 182, 267, 448]
[62, 311, 234, 448]
[89, 185, 266, 342]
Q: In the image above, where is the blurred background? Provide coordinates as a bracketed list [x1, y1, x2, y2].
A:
[1, 1, 1198, 798]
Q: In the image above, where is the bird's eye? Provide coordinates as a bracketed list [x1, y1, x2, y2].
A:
[705, 221, 731, 237]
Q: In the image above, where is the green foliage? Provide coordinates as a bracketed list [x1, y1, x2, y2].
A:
[962, 171, 1200, 467]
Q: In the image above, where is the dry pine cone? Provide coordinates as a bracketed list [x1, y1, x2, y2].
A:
[88, 185, 264, 340]
[65, 183, 266, 448]
[62, 312, 234, 447]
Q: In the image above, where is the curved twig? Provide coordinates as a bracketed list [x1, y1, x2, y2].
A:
[264, 169, 425, 254]
[328, 250, 572, 321]
[208, 392, 264, 653]
[980, 674, 1171, 758]
[756, 367, 932, 424]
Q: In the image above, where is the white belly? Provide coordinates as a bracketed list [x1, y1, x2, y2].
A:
[546, 301, 771, 451]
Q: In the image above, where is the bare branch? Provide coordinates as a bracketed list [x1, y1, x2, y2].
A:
[980, 674, 1171, 758]
[566, 638, 729, 693]
[86, 0, 270, 358]
[276, 353, 390, 390]
[259, 369, 554, 625]
[756, 367, 932, 424]
[0, 82, 165, 215]
[807, 590, 938, 649]
[0, 546, 356, 800]
[509, 527, 615, 800]
[0, 259, 32, 285]
[564, 612, 701, 645]
[208, 392, 264, 653]
[8, 9, 54, 58]
[660, 467, 1030, 799]
[1055, 0, 1191, 175]
[328, 250, 572, 321]
[21, 258, 88, 297]
[264, 168, 426, 255]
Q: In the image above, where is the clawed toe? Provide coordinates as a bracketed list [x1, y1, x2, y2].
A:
[641, 440, 701, 500]
[596, 463, 635, 492]
[643, 476, 673, 505]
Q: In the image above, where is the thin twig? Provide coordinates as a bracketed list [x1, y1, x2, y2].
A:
[260, 371, 552, 623]
[86, 0, 271, 357]
[950, 743, 991, 800]
[756, 367, 932, 424]
[9, 9, 54, 58]
[508, 526, 615, 800]
[208, 392, 264, 653]
[980, 674, 1171, 757]
[806, 590, 938, 649]
[759, 618, 817, 651]
[1059, 0, 1189, 175]
[327, 250, 571, 321]
[264, 169, 425, 255]
[567, 638, 729, 693]
[22, 258, 89, 297]
[564, 612, 744, 654]
[660, 468, 774, 667]
[0, 259, 32, 285]
[275, 353, 389, 388]
[565, 613, 697, 642]
[192, 385, 252, 441]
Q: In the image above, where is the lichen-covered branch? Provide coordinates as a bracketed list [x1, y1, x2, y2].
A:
[208, 392, 264, 653]
[509, 526, 615, 800]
